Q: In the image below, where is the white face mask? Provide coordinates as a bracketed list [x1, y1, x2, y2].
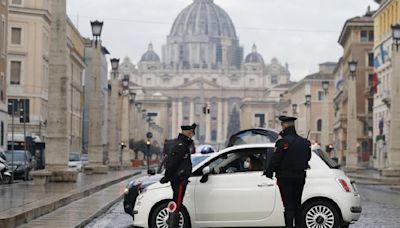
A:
[244, 161, 250, 169]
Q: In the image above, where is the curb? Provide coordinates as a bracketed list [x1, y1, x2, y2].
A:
[0, 170, 142, 228]
[75, 191, 126, 228]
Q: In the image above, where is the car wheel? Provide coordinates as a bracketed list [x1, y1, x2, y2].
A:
[149, 202, 190, 228]
[301, 200, 342, 228]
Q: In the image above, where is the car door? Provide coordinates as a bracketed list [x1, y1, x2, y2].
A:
[194, 148, 276, 224]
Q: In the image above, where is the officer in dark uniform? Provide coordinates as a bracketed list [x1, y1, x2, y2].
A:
[160, 123, 196, 228]
[265, 116, 311, 228]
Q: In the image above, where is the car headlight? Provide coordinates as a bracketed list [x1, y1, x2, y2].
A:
[124, 188, 129, 195]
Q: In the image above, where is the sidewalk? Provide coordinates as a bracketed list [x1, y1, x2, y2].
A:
[344, 168, 400, 185]
[18, 178, 134, 228]
[0, 168, 143, 228]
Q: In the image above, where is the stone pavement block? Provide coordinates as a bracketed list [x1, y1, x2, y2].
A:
[17, 179, 134, 228]
[0, 169, 143, 228]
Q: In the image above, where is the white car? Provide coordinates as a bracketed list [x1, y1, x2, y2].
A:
[133, 144, 361, 228]
[68, 152, 83, 172]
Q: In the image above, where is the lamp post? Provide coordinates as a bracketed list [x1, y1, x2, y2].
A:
[321, 80, 330, 152]
[292, 103, 298, 116]
[383, 24, 400, 176]
[346, 60, 359, 170]
[146, 132, 153, 172]
[90, 20, 103, 48]
[305, 94, 311, 139]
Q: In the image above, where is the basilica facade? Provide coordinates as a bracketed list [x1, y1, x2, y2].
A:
[120, 0, 292, 147]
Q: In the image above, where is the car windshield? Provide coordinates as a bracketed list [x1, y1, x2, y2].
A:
[313, 149, 340, 169]
[5, 151, 26, 162]
[69, 153, 80, 161]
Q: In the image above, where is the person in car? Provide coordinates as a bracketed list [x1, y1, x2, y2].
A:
[160, 123, 196, 228]
[243, 155, 263, 171]
[264, 115, 311, 228]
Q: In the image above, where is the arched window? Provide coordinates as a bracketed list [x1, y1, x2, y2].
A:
[316, 119, 322, 132]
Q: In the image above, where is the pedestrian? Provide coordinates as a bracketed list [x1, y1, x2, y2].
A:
[264, 115, 311, 228]
[160, 123, 196, 228]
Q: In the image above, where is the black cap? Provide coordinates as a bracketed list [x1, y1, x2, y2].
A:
[278, 115, 297, 123]
[181, 123, 197, 132]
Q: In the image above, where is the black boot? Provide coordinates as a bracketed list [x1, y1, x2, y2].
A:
[284, 211, 295, 228]
[168, 212, 180, 228]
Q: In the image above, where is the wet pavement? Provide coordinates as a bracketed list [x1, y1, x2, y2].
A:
[0, 169, 142, 228]
[90, 184, 400, 228]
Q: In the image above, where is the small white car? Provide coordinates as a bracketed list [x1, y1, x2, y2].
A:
[68, 152, 83, 172]
[133, 144, 361, 228]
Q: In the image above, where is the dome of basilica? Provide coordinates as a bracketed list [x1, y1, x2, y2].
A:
[140, 43, 160, 62]
[169, 0, 237, 39]
[245, 44, 264, 64]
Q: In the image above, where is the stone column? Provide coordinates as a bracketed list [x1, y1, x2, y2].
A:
[108, 76, 119, 169]
[189, 99, 194, 124]
[205, 107, 211, 143]
[383, 47, 400, 176]
[223, 99, 229, 140]
[346, 76, 359, 171]
[177, 99, 183, 130]
[171, 100, 177, 137]
[217, 100, 223, 144]
[44, 0, 77, 182]
[121, 95, 130, 166]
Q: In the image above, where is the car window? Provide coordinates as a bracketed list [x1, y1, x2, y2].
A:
[69, 153, 80, 161]
[202, 148, 270, 175]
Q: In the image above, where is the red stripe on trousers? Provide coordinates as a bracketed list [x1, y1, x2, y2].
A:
[176, 182, 183, 212]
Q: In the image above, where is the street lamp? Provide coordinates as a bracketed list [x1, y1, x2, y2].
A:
[90, 20, 103, 48]
[120, 141, 126, 165]
[305, 94, 311, 106]
[292, 103, 298, 115]
[392, 24, 400, 51]
[110, 58, 119, 79]
[322, 81, 330, 94]
[348, 60, 358, 80]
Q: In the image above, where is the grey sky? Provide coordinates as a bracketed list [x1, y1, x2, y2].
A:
[67, 0, 378, 81]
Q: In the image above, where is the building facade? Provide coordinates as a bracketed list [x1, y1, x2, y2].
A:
[122, 0, 292, 147]
[0, 0, 8, 151]
[7, 0, 51, 143]
[372, 0, 400, 174]
[276, 63, 336, 145]
[333, 9, 374, 167]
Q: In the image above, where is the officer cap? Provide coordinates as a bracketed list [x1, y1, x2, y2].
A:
[181, 123, 197, 131]
[278, 115, 297, 123]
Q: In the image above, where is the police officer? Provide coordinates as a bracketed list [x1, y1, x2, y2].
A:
[160, 123, 196, 228]
[265, 116, 311, 228]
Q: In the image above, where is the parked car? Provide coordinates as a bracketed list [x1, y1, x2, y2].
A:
[5, 150, 33, 181]
[68, 152, 83, 172]
[132, 143, 361, 228]
[123, 153, 211, 217]
[81, 154, 88, 166]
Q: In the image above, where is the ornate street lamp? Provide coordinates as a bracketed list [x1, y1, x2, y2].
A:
[348, 60, 358, 80]
[305, 94, 311, 106]
[90, 20, 103, 48]
[392, 24, 400, 51]
[292, 103, 298, 115]
[110, 58, 119, 79]
[322, 81, 330, 94]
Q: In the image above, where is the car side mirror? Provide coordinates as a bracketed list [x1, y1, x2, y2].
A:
[147, 168, 156, 175]
[200, 166, 211, 183]
[202, 166, 211, 175]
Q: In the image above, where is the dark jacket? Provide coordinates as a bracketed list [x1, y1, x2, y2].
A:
[267, 127, 311, 179]
[164, 134, 193, 181]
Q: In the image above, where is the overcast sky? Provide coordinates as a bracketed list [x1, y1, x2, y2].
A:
[67, 0, 378, 81]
